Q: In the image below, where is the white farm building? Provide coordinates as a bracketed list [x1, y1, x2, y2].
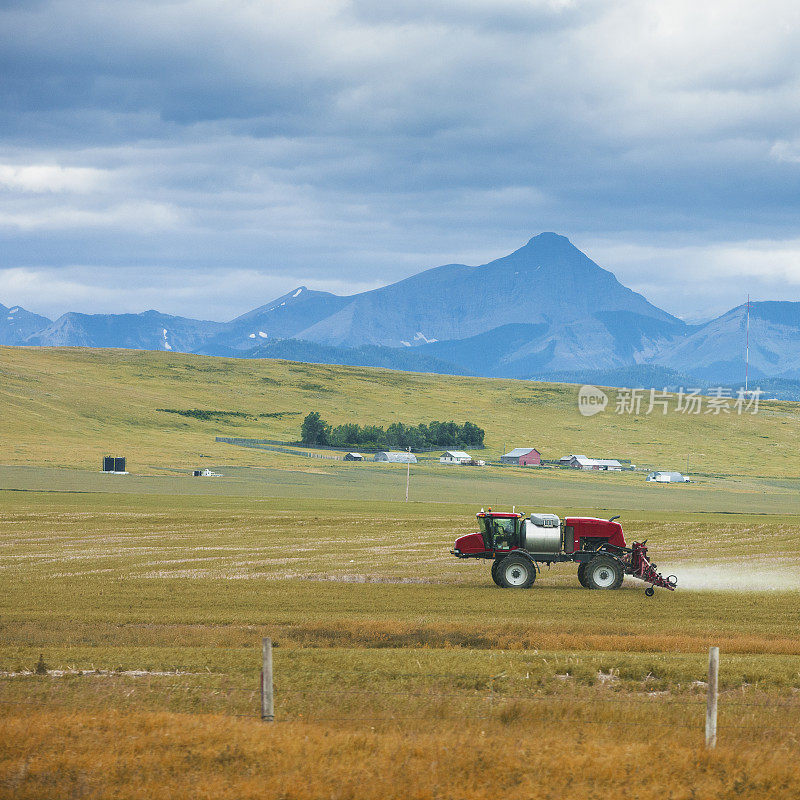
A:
[646, 471, 690, 483]
[374, 451, 418, 463]
[560, 454, 623, 471]
[440, 450, 472, 464]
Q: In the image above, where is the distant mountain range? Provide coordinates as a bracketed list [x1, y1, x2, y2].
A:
[4, 232, 800, 396]
[25, 310, 222, 352]
[0, 302, 52, 345]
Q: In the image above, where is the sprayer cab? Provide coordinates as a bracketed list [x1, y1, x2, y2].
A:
[451, 509, 676, 594]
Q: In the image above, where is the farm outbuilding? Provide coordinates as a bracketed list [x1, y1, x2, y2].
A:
[560, 455, 622, 471]
[646, 471, 690, 483]
[440, 450, 472, 464]
[500, 448, 541, 466]
[344, 452, 364, 461]
[374, 451, 417, 463]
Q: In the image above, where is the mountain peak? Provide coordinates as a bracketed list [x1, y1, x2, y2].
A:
[269, 286, 309, 305]
[525, 231, 573, 247]
[519, 232, 584, 261]
[0, 302, 53, 345]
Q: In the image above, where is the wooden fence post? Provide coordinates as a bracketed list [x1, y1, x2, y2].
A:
[706, 646, 718, 748]
[261, 638, 274, 722]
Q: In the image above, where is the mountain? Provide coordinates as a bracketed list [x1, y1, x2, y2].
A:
[25, 310, 222, 352]
[198, 232, 687, 374]
[5, 234, 800, 394]
[415, 312, 687, 378]
[0, 303, 52, 345]
[196, 287, 349, 354]
[417, 323, 550, 376]
[214, 233, 679, 351]
[653, 301, 800, 382]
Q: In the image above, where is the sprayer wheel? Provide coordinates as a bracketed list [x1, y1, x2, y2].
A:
[491, 559, 503, 587]
[585, 555, 624, 590]
[577, 563, 590, 588]
[497, 554, 536, 589]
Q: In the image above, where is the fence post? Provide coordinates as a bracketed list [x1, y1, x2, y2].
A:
[706, 646, 718, 748]
[261, 638, 274, 722]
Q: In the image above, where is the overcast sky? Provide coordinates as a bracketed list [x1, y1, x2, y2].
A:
[2, 0, 800, 323]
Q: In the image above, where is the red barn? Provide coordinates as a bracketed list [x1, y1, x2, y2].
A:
[500, 447, 541, 466]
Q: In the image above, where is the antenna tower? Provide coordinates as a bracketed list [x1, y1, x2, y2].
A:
[745, 294, 750, 392]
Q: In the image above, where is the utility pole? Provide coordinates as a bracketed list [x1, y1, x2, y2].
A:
[405, 446, 411, 502]
[686, 453, 689, 474]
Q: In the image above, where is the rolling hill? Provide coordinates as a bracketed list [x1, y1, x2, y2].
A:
[1, 346, 798, 477]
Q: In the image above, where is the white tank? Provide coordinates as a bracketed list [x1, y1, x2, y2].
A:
[523, 514, 562, 553]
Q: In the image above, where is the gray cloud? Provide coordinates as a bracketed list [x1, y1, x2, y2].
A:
[1, 0, 800, 321]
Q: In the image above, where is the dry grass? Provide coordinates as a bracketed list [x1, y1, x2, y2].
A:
[2, 707, 800, 800]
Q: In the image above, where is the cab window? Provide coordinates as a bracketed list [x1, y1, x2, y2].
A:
[492, 518, 515, 548]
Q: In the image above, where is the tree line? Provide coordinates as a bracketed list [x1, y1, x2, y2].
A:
[300, 412, 485, 451]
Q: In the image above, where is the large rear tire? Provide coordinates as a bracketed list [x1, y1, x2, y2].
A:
[577, 563, 590, 588]
[497, 554, 536, 589]
[585, 556, 624, 590]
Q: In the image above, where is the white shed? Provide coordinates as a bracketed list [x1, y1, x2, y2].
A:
[440, 450, 472, 464]
[646, 471, 690, 483]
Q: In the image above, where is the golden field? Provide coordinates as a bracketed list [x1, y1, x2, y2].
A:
[2, 708, 800, 800]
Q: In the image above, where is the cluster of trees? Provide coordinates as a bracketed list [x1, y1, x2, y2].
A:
[300, 412, 485, 450]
